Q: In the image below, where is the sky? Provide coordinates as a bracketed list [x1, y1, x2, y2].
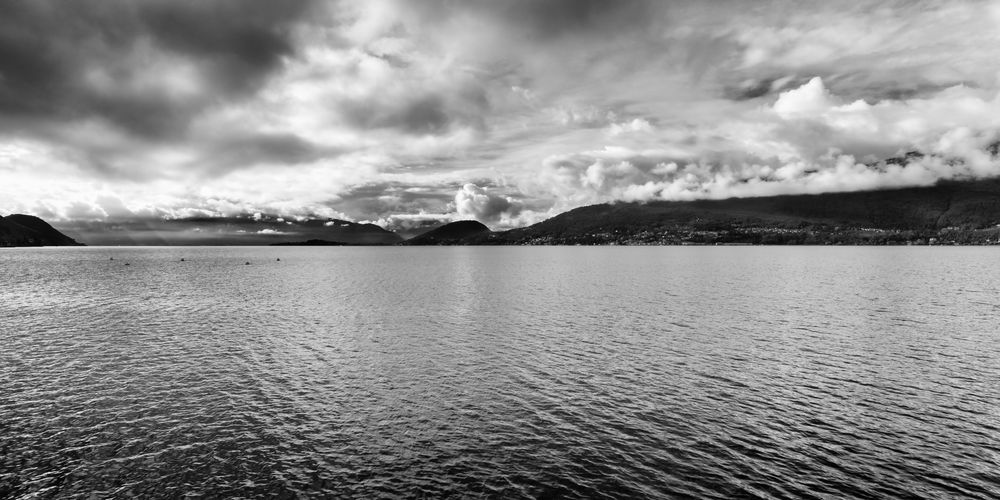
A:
[3, 0, 1000, 240]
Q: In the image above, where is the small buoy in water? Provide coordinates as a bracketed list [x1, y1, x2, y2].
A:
[124, 263, 130, 266]
[245, 261, 250, 265]
[109, 257, 114, 261]
[180, 258, 185, 262]
[276, 258, 280, 261]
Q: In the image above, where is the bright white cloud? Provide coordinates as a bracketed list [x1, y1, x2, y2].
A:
[453, 184, 520, 223]
[773, 77, 836, 118]
[609, 118, 655, 137]
[509, 75, 1000, 209]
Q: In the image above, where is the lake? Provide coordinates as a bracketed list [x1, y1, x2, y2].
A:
[1, 246, 998, 498]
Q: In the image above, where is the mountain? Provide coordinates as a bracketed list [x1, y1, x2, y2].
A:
[404, 220, 491, 245]
[452, 177, 1000, 245]
[0, 214, 84, 247]
[170, 217, 403, 245]
[272, 239, 350, 246]
[237, 218, 402, 245]
[62, 216, 403, 246]
[14, 176, 1000, 246]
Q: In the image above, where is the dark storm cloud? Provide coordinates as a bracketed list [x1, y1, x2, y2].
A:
[0, 0, 313, 138]
[139, 0, 307, 91]
[202, 132, 335, 174]
[0, 2, 76, 115]
[339, 94, 452, 134]
[483, 0, 655, 39]
[337, 87, 489, 135]
[403, 0, 657, 41]
[722, 77, 802, 101]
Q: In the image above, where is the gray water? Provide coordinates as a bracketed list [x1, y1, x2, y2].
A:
[1, 246, 998, 499]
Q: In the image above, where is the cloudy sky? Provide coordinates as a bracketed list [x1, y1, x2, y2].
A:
[3, 0, 1000, 238]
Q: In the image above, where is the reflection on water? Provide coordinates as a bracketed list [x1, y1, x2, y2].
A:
[2, 247, 999, 498]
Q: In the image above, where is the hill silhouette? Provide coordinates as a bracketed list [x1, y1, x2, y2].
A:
[257, 218, 402, 245]
[271, 239, 350, 246]
[0, 215, 83, 247]
[176, 217, 403, 246]
[404, 220, 491, 245]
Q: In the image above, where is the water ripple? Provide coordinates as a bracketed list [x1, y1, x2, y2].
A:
[1, 246, 999, 498]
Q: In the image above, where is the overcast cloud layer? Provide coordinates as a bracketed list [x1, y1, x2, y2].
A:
[3, 0, 1000, 233]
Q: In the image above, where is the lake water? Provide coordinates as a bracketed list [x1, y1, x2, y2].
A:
[1, 246, 998, 499]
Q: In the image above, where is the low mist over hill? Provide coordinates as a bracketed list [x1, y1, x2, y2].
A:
[479, 177, 1000, 245]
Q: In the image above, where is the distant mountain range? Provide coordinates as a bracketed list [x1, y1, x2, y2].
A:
[402, 146, 1000, 246]
[174, 217, 403, 246]
[0, 214, 83, 247]
[11, 148, 1000, 247]
[445, 177, 1000, 245]
[63, 216, 403, 246]
[9, 177, 1000, 247]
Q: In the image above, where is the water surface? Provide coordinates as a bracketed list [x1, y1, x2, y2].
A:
[2, 247, 999, 498]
